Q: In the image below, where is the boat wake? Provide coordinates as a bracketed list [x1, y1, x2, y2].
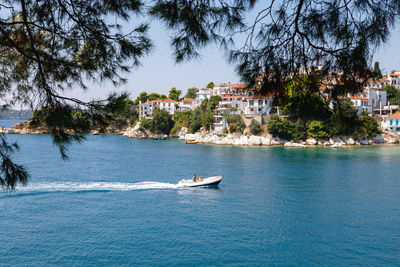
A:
[9, 181, 179, 193]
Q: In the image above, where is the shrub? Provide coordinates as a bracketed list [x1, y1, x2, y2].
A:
[353, 114, 381, 139]
[201, 112, 214, 130]
[152, 108, 174, 134]
[249, 119, 262, 135]
[223, 113, 245, 133]
[306, 120, 330, 139]
[140, 118, 153, 131]
[267, 115, 305, 141]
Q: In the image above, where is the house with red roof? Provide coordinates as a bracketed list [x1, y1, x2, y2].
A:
[139, 99, 178, 118]
[381, 112, 400, 132]
[388, 71, 400, 89]
[179, 98, 196, 111]
[244, 95, 273, 115]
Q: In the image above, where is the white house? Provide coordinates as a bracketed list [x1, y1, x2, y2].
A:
[381, 112, 400, 133]
[159, 99, 178, 115]
[139, 99, 178, 118]
[179, 98, 196, 111]
[195, 88, 213, 106]
[244, 95, 273, 115]
[213, 108, 229, 123]
[388, 71, 400, 89]
[349, 95, 371, 114]
[139, 100, 160, 118]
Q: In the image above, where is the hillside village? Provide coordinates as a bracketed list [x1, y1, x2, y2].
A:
[135, 69, 400, 135]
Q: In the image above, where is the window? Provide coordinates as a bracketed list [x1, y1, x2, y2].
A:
[390, 120, 393, 126]
[249, 100, 254, 106]
[397, 120, 399, 126]
[258, 100, 263, 106]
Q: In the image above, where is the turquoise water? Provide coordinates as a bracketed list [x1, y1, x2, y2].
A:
[1, 134, 400, 265]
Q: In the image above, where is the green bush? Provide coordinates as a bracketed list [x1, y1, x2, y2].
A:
[201, 112, 214, 130]
[267, 115, 305, 141]
[152, 108, 174, 134]
[140, 118, 153, 131]
[223, 113, 245, 133]
[249, 119, 262, 135]
[306, 120, 330, 139]
[140, 109, 174, 134]
[353, 114, 381, 139]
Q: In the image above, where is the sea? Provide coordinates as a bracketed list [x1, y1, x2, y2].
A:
[0, 120, 399, 265]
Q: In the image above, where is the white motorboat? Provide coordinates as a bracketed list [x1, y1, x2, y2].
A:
[177, 175, 223, 187]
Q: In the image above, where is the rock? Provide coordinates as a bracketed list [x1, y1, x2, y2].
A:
[329, 138, 335, 145]
[261, 137, 271, 146]
[239, 135, 249, 145]
[323, 141, 331, 146]
[184, 134, 197, 141]
[373, 134, 385, 144]
[306, 138, 317, 145]
[359, 139, 370, 145]
[284, 142, 306, 147]
[347, 137, 355, 145]
[248, 136, 262, 146]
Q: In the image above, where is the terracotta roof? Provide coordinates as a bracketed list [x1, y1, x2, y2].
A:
[182, 99, 195, 102]
[160, 99, 178, 103]
[148, 100, 160, 104]
[350, 96, 368, 100]
[389, 72, 400, 77]
[386, 112, 400, 119]
[213, 108, 228, 111]
[231, 84, 248, 89]
[247, 94, 273, 99]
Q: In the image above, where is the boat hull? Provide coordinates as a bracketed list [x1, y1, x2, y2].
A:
[177, 176, 223, 187]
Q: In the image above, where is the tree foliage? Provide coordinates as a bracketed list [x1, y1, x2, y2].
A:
[206, 82, 215, 89]
[140, 108, 174, 134]
[184, 88, 198, 99]
[306, 121, 330, 139]
[168, 87, 182, 101]
[373, 62, 383, 79]
[223, 113, 245, 133]
[267, 116, 305, 141]
[384, 85, 400, 105]
[249, 119, 262, 135]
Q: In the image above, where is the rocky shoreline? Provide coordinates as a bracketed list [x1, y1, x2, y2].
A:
[181, 131, 399, 147]
[122, 122, 400, 147]
[2, 120, 400, 148]
[0, 121, 127, 135]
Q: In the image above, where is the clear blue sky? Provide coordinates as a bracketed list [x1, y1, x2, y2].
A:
[73, 19, 400, 102]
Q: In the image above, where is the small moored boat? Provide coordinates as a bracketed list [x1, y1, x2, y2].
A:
[178, 175, 223, 187]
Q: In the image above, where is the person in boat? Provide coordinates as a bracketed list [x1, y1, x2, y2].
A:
[192, 174, 197, 182]
[199, 176, 203, 181]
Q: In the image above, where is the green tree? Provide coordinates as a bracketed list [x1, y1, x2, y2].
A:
[306, 121, 330, 139]
[208, 96, 222, 110]
[201, 112, 214, 130]
[134, 92, 149, 106]
[328, 99, 360, 136]
[384, 85, 400, 105]
[373, 62, 383, 79]
[267, 116, 305, 141]
[169, 87, 182, 101]
[152, 108, 175, 134]
[249, 119, 262, 135]
[206, 82, 215, 89]
[148, 93, 162, 101]
[184, 88, 198, 99]
[282, 76, 330, 121]
[223, 113, 246, 133]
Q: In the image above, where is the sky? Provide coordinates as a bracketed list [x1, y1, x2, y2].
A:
[69, 12, 400, 102]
